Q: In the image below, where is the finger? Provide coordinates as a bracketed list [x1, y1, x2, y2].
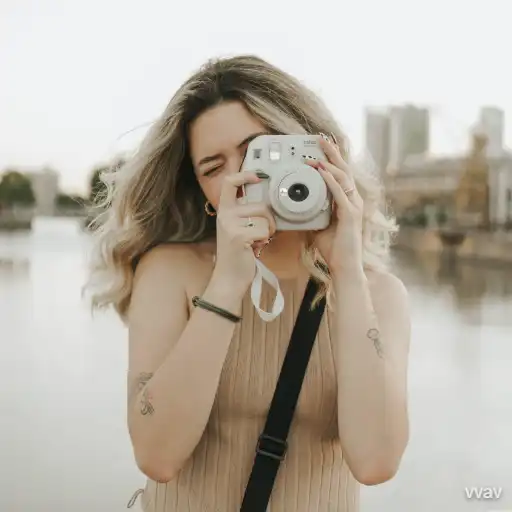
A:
[240, 217, 271, 239]
[237, 220, 271, 248]
[235, 203, 276, 236]
[316, 167, 351, 208]
[318, 136, 353, 177]
[253, 238, 272, 258]
[218, 172, 264, 209]
[305, 158, 355, 193]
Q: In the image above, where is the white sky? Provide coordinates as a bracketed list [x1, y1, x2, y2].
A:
[1, 0, 511, 194]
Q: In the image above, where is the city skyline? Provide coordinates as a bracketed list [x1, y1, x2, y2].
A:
[6, 103, 509, 197]
[364, 104, 508, 176]
[2, 0, 511, 194]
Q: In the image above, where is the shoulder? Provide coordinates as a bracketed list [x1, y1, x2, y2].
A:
[364, 267, 407, 293]
[364, 268, 409, 308]
[134, 241, 215, 284]
[131, 241, 216, 309]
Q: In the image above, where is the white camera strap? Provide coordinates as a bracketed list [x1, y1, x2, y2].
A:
[250, 257, 285, 322]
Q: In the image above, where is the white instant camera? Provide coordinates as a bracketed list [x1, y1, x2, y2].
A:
[240, 135, 332, 230]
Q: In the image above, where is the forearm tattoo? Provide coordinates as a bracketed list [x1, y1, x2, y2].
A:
[367, 328, 384, 358]
[134, 372, 155, 416]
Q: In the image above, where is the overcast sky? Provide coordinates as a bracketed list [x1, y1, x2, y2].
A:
[1, 0, 511, 193]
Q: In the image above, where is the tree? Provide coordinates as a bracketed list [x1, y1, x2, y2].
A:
[89, 165, 109, 205]
[55, 193, 86, 209]
[0, 170, 36, 208]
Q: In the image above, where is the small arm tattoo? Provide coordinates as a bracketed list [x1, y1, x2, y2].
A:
[367, 328, 384, 358]
[140, 387, 155, 416]
[135, 372, 153, 390]
[132, 372, 155, 416]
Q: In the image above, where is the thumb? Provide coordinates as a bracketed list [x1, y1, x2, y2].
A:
[253, 238, 272, 258]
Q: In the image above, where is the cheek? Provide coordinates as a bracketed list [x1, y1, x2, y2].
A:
[198, 177, 224, 208]
[198, 163, 244, 208]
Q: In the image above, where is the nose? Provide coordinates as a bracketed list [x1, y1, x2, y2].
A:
[224, 153, 246, 176]
[224, 155, 246, 198]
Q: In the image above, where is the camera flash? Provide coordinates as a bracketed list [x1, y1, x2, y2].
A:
[269, 142, 281, 161]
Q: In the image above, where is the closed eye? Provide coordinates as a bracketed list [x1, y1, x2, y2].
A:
[203, 166, 223, 177]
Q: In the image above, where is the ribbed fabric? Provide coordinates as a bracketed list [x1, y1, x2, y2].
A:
[138, 277, 359, 512]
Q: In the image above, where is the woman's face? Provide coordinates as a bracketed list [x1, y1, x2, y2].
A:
[189, 101, 269, 210]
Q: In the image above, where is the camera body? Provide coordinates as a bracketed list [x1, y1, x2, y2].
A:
[240, 135, 332, 231]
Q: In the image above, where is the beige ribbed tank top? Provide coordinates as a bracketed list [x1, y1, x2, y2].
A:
[135, 276, 359, 512]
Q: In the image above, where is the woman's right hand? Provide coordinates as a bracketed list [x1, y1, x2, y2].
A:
[212, 172, 276, 296]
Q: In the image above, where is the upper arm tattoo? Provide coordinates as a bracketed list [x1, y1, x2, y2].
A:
[367, 328, 384, 358]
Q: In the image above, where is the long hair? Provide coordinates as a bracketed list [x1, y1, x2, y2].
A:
[84, 55, 397, 318]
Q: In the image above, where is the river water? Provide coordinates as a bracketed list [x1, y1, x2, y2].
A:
[0, 217, 511, 512]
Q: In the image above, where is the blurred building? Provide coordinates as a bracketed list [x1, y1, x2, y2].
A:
[388, 105, 430, 170]
[384, 133, 512, 229]
[384, 154, 463, 220]
[26, 168, 59, 216]
[364, 108, 390, 175]
[478, 106, 505, 157]
[489, 153, 512, 227]
[365, 104, 430, 175]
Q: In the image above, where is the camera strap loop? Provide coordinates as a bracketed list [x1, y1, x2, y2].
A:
[251, 257, 285, 322]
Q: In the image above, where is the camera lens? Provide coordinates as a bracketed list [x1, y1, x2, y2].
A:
[288, 183, 309, 202]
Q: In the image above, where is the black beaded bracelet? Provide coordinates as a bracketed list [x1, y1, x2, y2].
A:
[191, 296, 242, 323]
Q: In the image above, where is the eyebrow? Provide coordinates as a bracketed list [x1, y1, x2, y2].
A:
[197, 131, 269, 168]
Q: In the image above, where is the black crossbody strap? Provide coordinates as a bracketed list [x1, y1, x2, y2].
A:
[240, 275, 326, 511]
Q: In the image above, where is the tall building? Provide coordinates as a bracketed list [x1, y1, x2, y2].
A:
[27, 168, 59, 216]
[364, 108, 390, 175]
[388, 105, 430, 170]
[478, 106, 504, 156]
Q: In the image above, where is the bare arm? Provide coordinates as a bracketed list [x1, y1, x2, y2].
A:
[333, 267, 410, 485]
[126, 245, 245, 483]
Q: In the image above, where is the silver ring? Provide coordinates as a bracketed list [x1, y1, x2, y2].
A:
[246, 217, 255, 228]
[344, 186, 356, 196]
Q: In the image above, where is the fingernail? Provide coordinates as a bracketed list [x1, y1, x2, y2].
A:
[256, 171, 270, 179]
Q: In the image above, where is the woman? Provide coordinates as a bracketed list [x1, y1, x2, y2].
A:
[86, 55, 411, 512]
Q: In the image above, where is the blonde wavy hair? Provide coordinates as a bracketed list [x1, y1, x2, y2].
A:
[85, 54, 397, 319]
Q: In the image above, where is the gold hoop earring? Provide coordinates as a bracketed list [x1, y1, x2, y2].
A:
[204, 201, 216, 216]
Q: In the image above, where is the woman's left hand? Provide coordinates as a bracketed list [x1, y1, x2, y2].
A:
[305, 135, 364, 275]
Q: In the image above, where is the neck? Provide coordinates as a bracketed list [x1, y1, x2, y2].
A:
[258, 231, 307, 279]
